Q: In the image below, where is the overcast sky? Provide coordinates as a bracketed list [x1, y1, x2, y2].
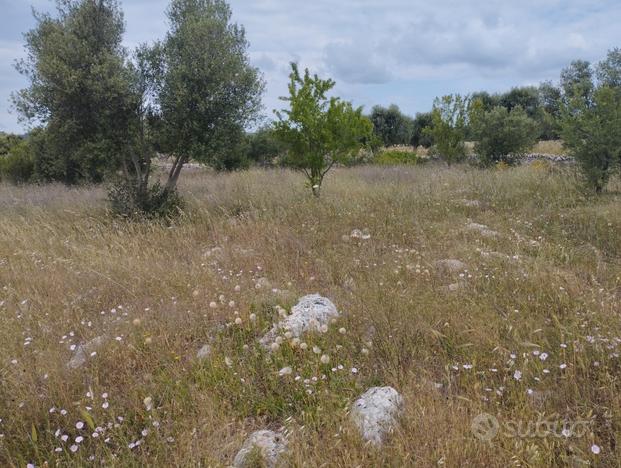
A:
[1, 0, 620, 133]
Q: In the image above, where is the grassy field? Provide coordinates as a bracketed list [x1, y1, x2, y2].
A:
[1, 164, 621, 466]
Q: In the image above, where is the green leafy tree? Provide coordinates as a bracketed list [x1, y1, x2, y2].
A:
[153, 0, 264, 192]
[560, 60, 594, 104]
[274, 63, 373, 197]
[597, 48, 621, 88]
[561, 86, 621, 193]
[245, 126, 285, 167]
[369, 104, 413, 147]
[538, 81, 563, 139]
[426, 94, 469, 166]
[470, 104, 538, 166]
[13, 0, 135, 184]
[0, 138, 35, 184]
[410, 112, 433, 147]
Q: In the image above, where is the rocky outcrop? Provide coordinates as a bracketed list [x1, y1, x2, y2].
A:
[259, 294, 340, 348]
[233, 430, 287, 467]
[350, 386, 404, 445]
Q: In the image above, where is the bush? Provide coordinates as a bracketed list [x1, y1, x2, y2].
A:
[470, 105, 538, 167]
[108, 179, 184, 219]
[374, 149, 419, 165]
[426, 95, 469, 166]
[0, 140, 35, 184]
[561, 86, 621, 193]
[245, 127, 285, 166]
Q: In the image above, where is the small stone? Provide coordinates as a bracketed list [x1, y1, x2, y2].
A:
[233, 430, 287, 468]
[196, 345, 211, 360]
[67, 336, 105, 369]
[466, 222, 499, 238]
[435, 259, 467, 274]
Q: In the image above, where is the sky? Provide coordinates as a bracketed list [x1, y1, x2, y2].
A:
[1, 0, 620, 133]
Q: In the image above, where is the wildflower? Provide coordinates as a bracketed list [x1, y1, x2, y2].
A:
[234, 285, 241, 292]
[275, 336, 284, 345]
[513, 370, 522, 381]
[361, 348, 369, 355]
[351, 367, 358, 374]
[270, 342, 280, 352]
[141, 429, 149, 437]
[313, 346, 321, 355]
[299, 342, 308, 350]
[75, 436, 84, 443]
[561, 428, 571, 438]
[591, 444, 601, 454]
[144, 337, 153, 345]
[249, 313, 257, 322]
[102, 393, 108, 399]
[228, 301, 235, 308]
[132, 318, 141, 326]
[209, 302, 218, 309]
[560, 363, 567, 370]
[225, 357, 233, 367]
[75, 421, 84, 430]
[102, 402, 109, 409]
[339, 327, 346, 334]
[70, 445, 79, 453]
[463, 364, 473, 370]
[539, 352, 549, 361]
[320, 324, 328, 333]
[234, 317, 242, 325]
[320, 354, 330, 364]
[61, 434, 69, 442]
[290, 338, 300, 348]
[284, 331, 293, 339]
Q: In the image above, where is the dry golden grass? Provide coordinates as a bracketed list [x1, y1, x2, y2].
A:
[1, 164, 621, 466]
[531, 140, 566, 155]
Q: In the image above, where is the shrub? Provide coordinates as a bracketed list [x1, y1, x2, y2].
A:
[425, 95, 469, 166]
[470, 105, 538, 167]
[0, 140, 35, 184]
[245, 127, 285, 167]
[374, 149, 419, 165]
[108, 179, 184, 219]
[561, 86, 621, 193]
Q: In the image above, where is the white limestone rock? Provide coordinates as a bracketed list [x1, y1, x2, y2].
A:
[259, 294, 340, 348]
[196, 344, 212, 360]
[435, 259, 467, 274]
[232, 430, 287, 468]
[350, 386, 404, 445]
[466, 222, 499, 238]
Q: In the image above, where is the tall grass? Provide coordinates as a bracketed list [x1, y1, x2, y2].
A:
[1, 164, 620, 466]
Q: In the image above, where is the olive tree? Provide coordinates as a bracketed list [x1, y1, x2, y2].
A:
[154, 0, 264, 192]
[13, 0, 135, 184]
[470, 105, 538, 166]
[274, 63, 373, 197]
[561, 86, 621, 193]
